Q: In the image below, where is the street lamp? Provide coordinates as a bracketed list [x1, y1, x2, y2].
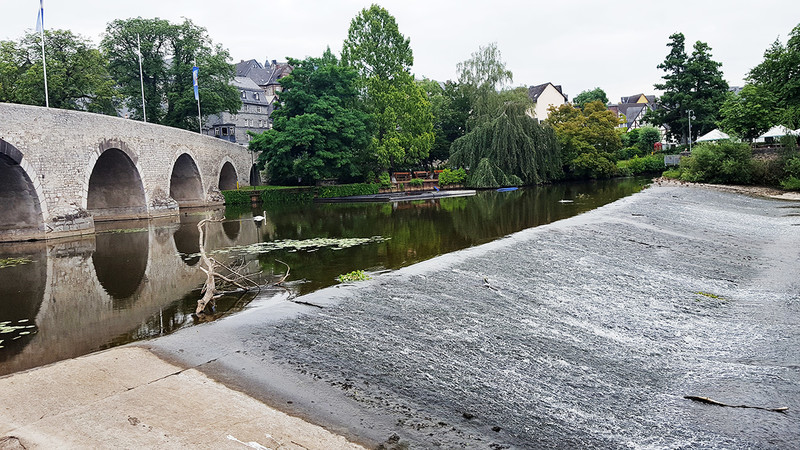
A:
[686, 109, 696, 152]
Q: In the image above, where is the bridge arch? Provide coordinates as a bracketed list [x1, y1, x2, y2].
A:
[169, 153, 205, 207]
[218, 160, 238, 191]
[0, 139, 47, 241]
[85, 143, 148, 221]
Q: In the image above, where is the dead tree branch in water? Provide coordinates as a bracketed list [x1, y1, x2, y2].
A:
[274, 259, 291, 285]
[195, 219, 263, 315]
[684, 396, 788, 413]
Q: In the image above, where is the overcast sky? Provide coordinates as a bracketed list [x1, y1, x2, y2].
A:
[2, 1, 799, 102]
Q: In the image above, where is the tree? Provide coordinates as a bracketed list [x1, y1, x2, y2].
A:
[250, 49, 373, 185]
[574, 87, 609, 109]
[748, 24, 800, 128]
[102, 17, 240, 130]
[646, 33, 728, 143]
[718, 84, 779, 140]
[0, 30, 116, 114]
[546, 101, 622, 178]
[457, 42, 513, 130]
[417, 78, 470, 166]
[450, 101, 562, 188]
[341, 5, 433, 170]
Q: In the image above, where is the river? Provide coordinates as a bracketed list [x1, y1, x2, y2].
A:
[0, 178, 649, 376]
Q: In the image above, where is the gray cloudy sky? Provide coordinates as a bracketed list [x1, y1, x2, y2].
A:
[2, 1, 799, 102]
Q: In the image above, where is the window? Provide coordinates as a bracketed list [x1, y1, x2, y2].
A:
[255, 93, 260, 100]
[214, 127, 220, 137]
[240, 90, 245, 99]
[257, 106, 262, 113]
[222, 127, 228, 136]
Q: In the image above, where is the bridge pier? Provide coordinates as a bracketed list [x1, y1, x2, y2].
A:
[0, 103, 253, 242]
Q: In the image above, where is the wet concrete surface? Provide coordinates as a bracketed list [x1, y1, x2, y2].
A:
[147, 185, 800, 449]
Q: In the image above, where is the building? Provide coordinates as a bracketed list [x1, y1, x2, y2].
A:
[608, 94, 657, 130]
[527, 83, 568, 120]
[204, 76, 271, 144]
[235, 58, 293, 127]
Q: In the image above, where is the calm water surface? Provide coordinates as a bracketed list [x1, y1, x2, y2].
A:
[0, 178, 649, 375]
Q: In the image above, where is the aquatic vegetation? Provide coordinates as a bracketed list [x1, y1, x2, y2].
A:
[0, 257, 32, 269]
[0, 319, 37, 348]
[197, 236, 389, 258]
[99, 228, 148, 234]
[337, 270, 371, 282]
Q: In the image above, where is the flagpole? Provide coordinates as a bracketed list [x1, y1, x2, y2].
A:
[38, 0, 49, 108]
[137, 33, 146, 122]
[194, 58, 201, 134]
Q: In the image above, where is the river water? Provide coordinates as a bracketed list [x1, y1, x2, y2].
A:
[0, 178, 648, 376]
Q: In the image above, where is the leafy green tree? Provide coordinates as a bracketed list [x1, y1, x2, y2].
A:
[679, 141, 753, 184]
[457, 42, 513, 130]
[450, 101, 562, 188]
[250, 49, 373, 185]
[637, 126, 662, 153]
[574, 87, 609, 109]
[417, 78, 470, 166]
[0, 30, 116, 114]
[341, 5, 433, 170]
[102, 17, 240, 130]
[748, 24, 800, 128]
[546, 101, 622, 178]
[646, 33, 728, 143]
[718, 84, 779, 140]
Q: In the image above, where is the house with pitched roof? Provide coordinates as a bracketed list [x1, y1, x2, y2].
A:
[608, 94, 657, 130]
[204, 76, 271, 144]
[527, 83, 568, 120]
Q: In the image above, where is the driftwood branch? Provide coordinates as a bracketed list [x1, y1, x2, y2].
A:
[196, 218, 223, 314]
[684, 396, 788, 413]
[274, 259, 290, 285]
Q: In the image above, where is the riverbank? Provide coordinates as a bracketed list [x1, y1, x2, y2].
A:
[2, 183, 798, 448]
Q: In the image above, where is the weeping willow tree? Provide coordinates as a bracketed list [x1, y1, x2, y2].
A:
[450, 102, 562, 188]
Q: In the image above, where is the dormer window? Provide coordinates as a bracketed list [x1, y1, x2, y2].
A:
[255, 93, 260, 100]
[241, 90, 245, 99]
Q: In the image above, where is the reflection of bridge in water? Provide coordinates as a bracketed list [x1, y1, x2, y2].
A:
[0, 212, 262, 376]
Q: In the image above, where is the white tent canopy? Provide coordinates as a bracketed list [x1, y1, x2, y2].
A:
[755, 125, 796, 142]
[696, 129, 730, 142]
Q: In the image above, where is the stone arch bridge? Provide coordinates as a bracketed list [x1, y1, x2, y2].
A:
[0, 103, 258, 242]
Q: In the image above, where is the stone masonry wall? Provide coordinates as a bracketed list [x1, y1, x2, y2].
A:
[0, 103, 253, 240]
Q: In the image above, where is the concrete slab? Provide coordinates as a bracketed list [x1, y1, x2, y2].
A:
[0, 347, 363, 449]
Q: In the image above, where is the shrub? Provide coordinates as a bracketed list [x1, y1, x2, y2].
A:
[408, 178, 424, 187]
[438, 168, 467, 186]
[680, 142, 753, 184]
[570, 153, 616, 179]
[221, 190, 252, 205]
[662, 168, 681, 179]
[378, 172, 392, 188]
[316, 183, 379, 198]
[261, 187, 315, 204]
[751, 158, 784, 187]
[780, 157, 800, 190]
[616, 155, 665, 176]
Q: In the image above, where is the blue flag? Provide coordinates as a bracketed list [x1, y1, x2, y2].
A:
[192, 66, 199, 100]
[35, 0, 44, 32]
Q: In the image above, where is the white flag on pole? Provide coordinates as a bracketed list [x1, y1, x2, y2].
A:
[35, 0, 44, 32]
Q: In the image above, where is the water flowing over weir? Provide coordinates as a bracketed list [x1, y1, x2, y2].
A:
[148, 185, 800, 448]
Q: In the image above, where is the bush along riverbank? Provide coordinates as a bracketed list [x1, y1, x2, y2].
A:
[661, 141, 800, 191]
[222, 183, 380, 205]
